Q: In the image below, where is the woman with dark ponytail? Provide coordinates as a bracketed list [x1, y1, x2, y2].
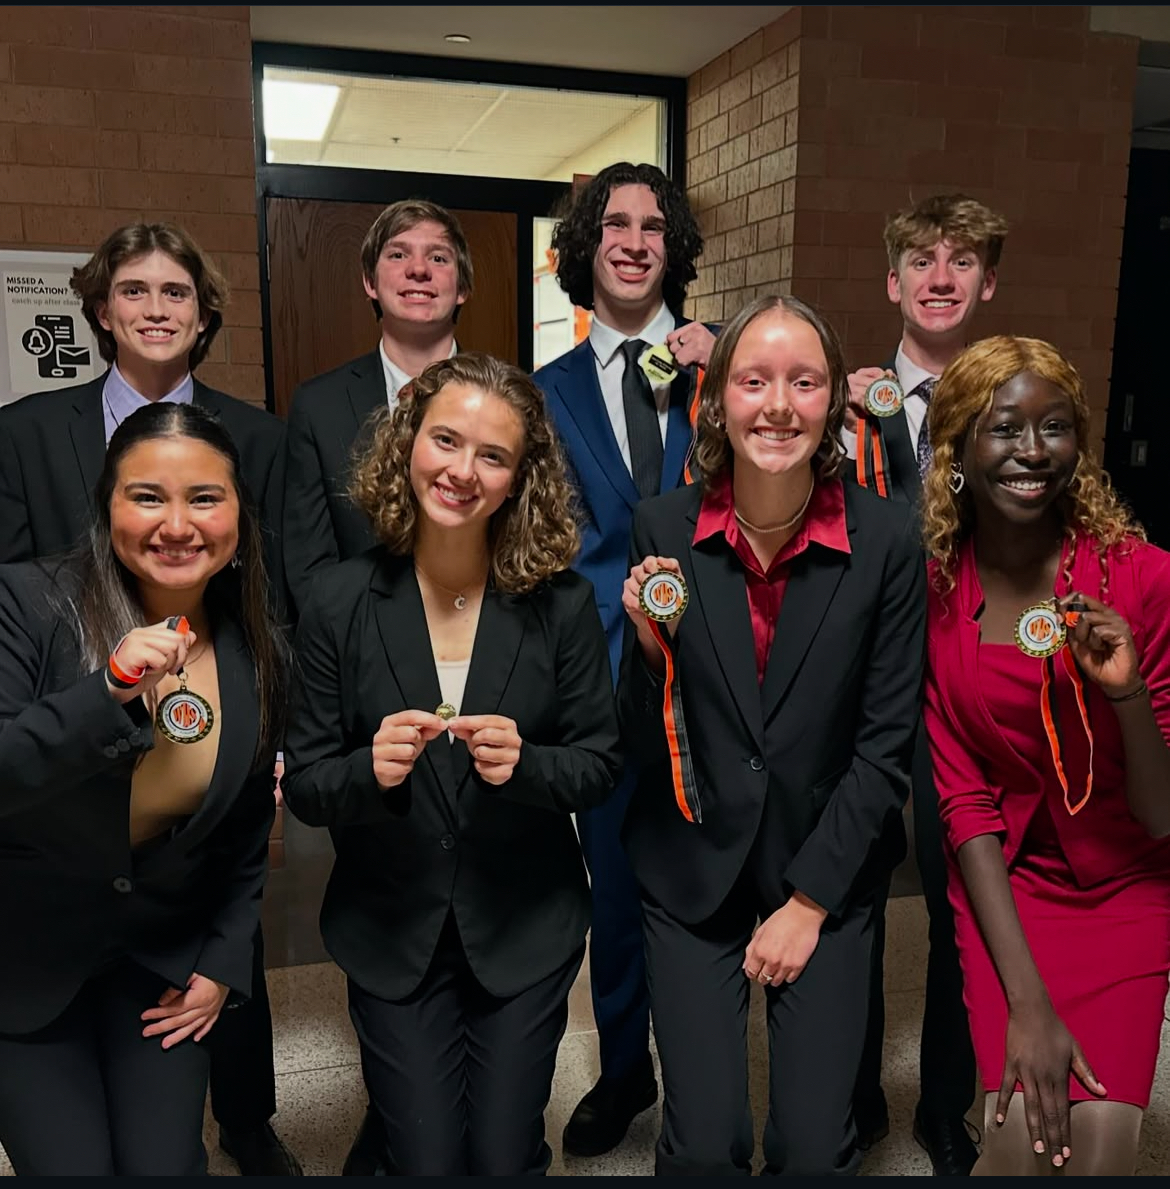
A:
[0, 401, 286, 1175]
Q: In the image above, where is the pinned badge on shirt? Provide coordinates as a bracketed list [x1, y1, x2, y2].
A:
[864, 375, 904, 418]
[639, 343, 681, 386]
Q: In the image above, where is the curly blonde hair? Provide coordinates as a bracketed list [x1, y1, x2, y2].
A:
[693, 295, 846, 487]
[349, 352, 580, 593]
[923, 336, 1141, 594]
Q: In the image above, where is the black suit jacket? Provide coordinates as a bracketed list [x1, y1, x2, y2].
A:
[282, 551, 622, 1001]
[618, 480, 924, 925]
[282, 350, 385, 614]
[0, 559, 276, 1035]
[0, 374, 288, 615]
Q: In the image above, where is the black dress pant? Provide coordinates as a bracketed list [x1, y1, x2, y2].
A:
[347, 913, 584, 1176]
[856, 727, 976, 1122]
[207, 924, 277, 1130]
[0, 959, 210, 1176]
[642, 875, 877, 1176]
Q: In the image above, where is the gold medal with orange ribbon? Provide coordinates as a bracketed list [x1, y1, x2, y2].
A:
[863, 375, 904, 418]
[1015, 599, 1093, 815]
[638, 569, 700, 824]
[154, 615, 214, 745]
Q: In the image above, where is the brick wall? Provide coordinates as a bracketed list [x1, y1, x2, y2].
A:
[686, 5, 1139, 447]
[0, 5, 264, 404]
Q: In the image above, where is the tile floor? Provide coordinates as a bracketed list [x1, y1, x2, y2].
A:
[3, 811, 1168, 1176]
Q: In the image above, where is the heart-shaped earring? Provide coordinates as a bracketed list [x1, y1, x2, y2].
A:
[948, 462, 965, 494]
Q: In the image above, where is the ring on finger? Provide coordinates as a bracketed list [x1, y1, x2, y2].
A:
[760, 973, 773, 984]
[745, 968, 760, 979]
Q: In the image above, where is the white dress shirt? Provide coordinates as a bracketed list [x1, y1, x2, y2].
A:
[589, 304, 677, 475]
[378, 338, 458, 409]
[840, 342, 936, 461]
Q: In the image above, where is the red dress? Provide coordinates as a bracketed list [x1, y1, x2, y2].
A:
[926, 535, 1170, 1109]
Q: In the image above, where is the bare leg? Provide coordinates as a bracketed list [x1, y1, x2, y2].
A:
[1064, 1101, 1142, 1176]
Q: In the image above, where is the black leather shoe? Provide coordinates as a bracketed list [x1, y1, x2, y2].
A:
[912, 1106, 979, 1176]
[219, 1121, 304, 1176]
[341, 1108, 386, 1177]
[855, 1093, 890, 1152]
[562, 1055, 658, 1158]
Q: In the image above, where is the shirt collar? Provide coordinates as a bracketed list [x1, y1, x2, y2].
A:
[895, 341, 938, 396]
[379, 338, 458, 404]
[589, 303, 676, 369]
[694, 471, 851, 557]
[104, 363, 194, 410]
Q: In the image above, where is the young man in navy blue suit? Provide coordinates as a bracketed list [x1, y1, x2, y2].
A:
[845, 193, 1008, 1176]
[533, 162, 714, 1157]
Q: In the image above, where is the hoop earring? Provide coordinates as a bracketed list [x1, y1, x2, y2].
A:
[948, 462, 965, 495]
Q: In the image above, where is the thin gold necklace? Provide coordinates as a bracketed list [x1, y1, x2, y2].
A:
[734, 478, 815, 535]
[415, 563, 485, 611]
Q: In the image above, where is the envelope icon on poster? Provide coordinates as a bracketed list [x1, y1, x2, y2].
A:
[57, 346, 91, 366]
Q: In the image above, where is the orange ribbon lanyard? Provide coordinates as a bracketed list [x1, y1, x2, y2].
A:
[1038, 626, 1095, 816]
[854, 413, 889, 498]
[682, 367, 705, 487]
[645, 618, 701, 824]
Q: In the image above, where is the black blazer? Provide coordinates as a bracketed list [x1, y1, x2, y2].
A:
[617, 480, 924, 925]
[282, 551, 622, 1001]
[282, 350, 385, 615]
[0, 559, 276, 1035]
[0, 374, 288, 615]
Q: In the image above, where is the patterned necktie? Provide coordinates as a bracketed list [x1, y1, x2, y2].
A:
[913, 376, 937, 479]
[620, 339, 663, 499]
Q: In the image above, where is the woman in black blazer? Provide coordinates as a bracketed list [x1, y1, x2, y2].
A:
[282, 352, 621, 1176]
[617, 296, 925, 1176]
[0, 402, 285, 1175]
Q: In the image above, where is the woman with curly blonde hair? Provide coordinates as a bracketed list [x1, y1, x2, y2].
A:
[282, 352, 621, 1175]
[921, 335, 1170, 1177]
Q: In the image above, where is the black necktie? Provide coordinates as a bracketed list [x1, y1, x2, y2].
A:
[913, 376, 937, 478]
[621, 338, 663, 499]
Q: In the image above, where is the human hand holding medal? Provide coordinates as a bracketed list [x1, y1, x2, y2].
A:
[845, 367, 889, 431]
[105, 615, 195, 705]
[445, 714, 523, 786]
[1053, 592, 1144, 701]
[372, 708, 448, 790]
[622, 556, 688, 657]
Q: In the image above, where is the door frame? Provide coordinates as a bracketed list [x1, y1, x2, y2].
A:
[251, 40, 687, 412]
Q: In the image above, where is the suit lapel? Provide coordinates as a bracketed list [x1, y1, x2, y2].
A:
[551, 344, 640, 510]
[760, 545, 847, 723]
[448, 587, 530, 790]
[369, 554, 455, 795]
[179, 617, 258, 835]
[348, 351, 388, 441]
[69, 378, 107, 515]
[689, 532, 764, 750]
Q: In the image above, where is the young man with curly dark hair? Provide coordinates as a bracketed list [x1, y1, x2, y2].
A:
[533, 161, 714, 1159]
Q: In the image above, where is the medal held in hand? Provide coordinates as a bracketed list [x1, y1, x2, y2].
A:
[638, 570, 688, 622]
[154, 614, 213, 745]
[863, 375, 904, 418]
[1014, 602, 1068, 659]
[435, 703, 457, 722]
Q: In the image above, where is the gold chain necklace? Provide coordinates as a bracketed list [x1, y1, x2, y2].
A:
[734, 478, 815, 535]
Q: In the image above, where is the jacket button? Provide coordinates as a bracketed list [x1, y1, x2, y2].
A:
[103, 745, 119, 760]
[116, 737, 131, 753]
[112, 876, 133, 894]
[440, 834, 456, 851]
[750, 756, 764, 772]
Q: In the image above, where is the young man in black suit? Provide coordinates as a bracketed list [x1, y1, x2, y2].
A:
[0, 222, 298, 1178]
[282, 199, 473, 616]
[846, 193, 1008, 1176]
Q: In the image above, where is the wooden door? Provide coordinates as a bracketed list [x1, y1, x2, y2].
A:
[266, 198, 518, 417]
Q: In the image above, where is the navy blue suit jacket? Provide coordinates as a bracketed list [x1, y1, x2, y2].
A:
[534, 322, 705, 683]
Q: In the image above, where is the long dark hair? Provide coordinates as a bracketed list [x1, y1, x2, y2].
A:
[551, 162, 703, 316]
[65, 403, 284, 766]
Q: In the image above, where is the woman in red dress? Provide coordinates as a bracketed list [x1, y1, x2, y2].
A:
[921, 335, 1170, 1175]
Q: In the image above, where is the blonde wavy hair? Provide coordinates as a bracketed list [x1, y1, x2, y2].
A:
[923, 335, 1141, 594]
[349, 352, 580, 593]
[692, 295, 846, 487]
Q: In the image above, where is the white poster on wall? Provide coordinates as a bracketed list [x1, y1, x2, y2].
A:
[1, 249, 101, 407]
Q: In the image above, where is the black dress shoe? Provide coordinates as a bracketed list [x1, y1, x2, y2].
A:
[342, 1107, 386, 1177]
[855, 1095, 890, 1152]
[562, 1055, 658, 1158]
[912, 1106, 979, 1176]
[219, 1121, 304, 1176]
